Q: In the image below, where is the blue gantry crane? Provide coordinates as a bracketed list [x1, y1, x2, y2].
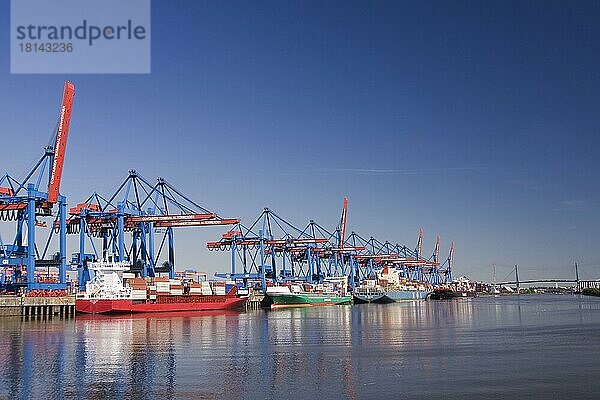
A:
[348, 229, 454, 285]
[1, 82, 456, 296]
[208, 207, 331, 290]
[207, 197, 370, 291]
[207, 196, 457, 291]
[0, 82, 75, 291]
[65, 170, 239, 288]
[207, 197, 455, 291]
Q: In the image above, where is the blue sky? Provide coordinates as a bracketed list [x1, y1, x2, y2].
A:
[1, 0, 599, 281]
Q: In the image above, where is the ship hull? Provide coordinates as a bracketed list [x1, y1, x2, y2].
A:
[76, 296, 247, 314]
[352, 292, 386, 304]
[375, 290, 430, 303]
[429, 289, 477, 300]
[354, 289, 430, 303]
[267, 294, 352, 309]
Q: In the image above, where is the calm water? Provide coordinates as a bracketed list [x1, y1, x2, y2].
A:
[1, 294, 599, 399]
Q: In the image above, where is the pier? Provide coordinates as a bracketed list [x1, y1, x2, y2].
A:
[0, 295, 75, 317]
[245, 294, 264, 311]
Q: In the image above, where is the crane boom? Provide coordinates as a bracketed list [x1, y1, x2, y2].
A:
[449, 241, 454, 274]
[48, 81, 75, 203]
[339, 196, 348, 246]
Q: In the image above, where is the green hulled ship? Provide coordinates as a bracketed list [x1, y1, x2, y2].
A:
[266, 284, 351, 309]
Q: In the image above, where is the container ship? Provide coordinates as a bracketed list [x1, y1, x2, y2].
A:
[352, 267, 432, 303]
[76, 257, 247, 314]
[352, 281, 386, 303]
[353, 279, 431, 303]
[429, 288, 477, 300]
[429, 277, 478, 300]
[265, 278, 351, 309]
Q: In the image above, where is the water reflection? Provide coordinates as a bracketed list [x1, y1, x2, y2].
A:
[74, 314, 180, 400]
[0, 295, 599, 399]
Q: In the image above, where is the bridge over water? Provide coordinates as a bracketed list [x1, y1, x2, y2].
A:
[492, 263, 597, 291]
[498, 279, 577, 285]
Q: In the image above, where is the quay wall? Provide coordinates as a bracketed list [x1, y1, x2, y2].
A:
[0, 295, 76, 317]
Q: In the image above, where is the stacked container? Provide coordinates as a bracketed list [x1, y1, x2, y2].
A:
[188, 282, 202, 295]
[170, 279, 183, 296]
[147, 282, 157, 300]
[127, 277, 147, 300]
[211, 281, 226, 296]
[201, 281, 212, 295]
[154, 277, 170, 295]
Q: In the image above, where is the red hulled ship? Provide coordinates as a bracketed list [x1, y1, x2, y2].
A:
[75, 257, 246, 314]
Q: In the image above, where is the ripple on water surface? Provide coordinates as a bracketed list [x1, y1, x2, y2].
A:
[0, 294, 599, 399]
